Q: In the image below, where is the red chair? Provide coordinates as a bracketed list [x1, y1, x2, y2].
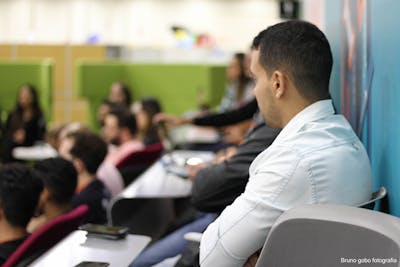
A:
[116, 142, 164, 186]
[3, 205, 88, 267]
[116, 142, 164, 169]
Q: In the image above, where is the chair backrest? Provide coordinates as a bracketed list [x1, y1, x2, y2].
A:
[3, 205, 88, 267]
[116, 142, 164, 186]
[256, 204, 400, 267]
[116, 142, 164, 169]
[358, 186, 387, 209]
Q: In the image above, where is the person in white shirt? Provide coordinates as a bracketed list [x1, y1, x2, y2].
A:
[200, 20, 373, 267]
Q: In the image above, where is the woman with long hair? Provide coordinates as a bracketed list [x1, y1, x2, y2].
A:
[134, 97, 164, 145]
[218, 52, 253, 112]
[1, 84, 46, 162]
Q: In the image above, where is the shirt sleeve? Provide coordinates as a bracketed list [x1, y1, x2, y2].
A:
[199, 146, 304, 267]
[193, 98, 257, 127]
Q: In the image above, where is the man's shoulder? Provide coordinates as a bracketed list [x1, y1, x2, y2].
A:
[283, 115, 359, 155]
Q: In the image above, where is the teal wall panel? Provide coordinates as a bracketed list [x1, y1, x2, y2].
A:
[325, 0, 400, 215]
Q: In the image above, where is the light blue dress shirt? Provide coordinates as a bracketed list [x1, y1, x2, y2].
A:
[200, 100, 373, 267]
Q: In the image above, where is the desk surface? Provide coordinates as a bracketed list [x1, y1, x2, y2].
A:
[119, 150, 215, 199]
[12, 143, 57, 161]
[169, 125, 220, 145]
[29, 230, 151, 267]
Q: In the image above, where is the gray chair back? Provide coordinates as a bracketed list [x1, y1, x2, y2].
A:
[256, 204, 400, 267]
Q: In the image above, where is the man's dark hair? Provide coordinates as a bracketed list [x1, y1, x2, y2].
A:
[252, 20, 332, 101]
[67, 130, 107, 174]
[34, 157, 77, 205]
[0, 164, 43, 227]
[109, 107, 137, 135]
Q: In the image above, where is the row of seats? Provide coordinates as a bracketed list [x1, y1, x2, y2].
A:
[3, 187, 394, 266]
[3, 205, 88, 267]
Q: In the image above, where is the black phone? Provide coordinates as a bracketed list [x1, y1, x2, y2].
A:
[74, 261, 110, 267]
[79, 224, 128, 239]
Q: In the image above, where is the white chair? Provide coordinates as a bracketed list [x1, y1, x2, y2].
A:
[255, 204, 400, 267]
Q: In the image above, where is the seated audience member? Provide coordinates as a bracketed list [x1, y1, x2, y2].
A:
[59, 130, 111, 224]
[1, 84, 46, 163]
[102, 108, 144, 166]
[0, 164, 43, 264]
[218, 53, 254, 112]
[27, 157, 77, 233]
[130, 113, 280, 267]
[108, 81, 132, 108]
[133, 97, 164, 145]
[97, 99, 118, 127]
[54, 123, 120, 197]
[97, 82, 132, 128]
[200, 21, 373, 267]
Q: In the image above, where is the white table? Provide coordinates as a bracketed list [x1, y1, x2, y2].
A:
[107, 150, 215, 237]
[169, 125, 220, 145]
[119, 150, 215, 198]
[29, 230, 151, 267]
[12, 143, 57, 161]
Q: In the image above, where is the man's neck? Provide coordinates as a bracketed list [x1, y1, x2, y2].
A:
[280, 98, 316, 128]
[77, 172, 96, 192]
[119, 132, 136, 146]
[0, 222, 27, 243]
[43, 202, 71, 221]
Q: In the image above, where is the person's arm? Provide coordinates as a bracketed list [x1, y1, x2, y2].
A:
[193, 98, 258, 127]
[154, 98, 258, 128]
[199, 147, 301, 267]
[191, 123, 280, 213]
[191, 159, 249, 213]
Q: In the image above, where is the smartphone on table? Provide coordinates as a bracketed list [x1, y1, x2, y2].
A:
[79, 223, 129, 240]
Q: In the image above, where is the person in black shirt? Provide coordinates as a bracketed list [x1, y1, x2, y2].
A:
[27, 157, 78, 233]
[1, 84, 46, 163]
[59, 130, 111, 224]
[0, 164, 43, 264]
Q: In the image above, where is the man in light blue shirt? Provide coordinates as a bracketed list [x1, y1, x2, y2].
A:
[200, 21, 373, 267]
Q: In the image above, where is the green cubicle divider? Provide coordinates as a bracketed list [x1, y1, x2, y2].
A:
[75, 61, 227, 129]
[0, 60, 53, 123]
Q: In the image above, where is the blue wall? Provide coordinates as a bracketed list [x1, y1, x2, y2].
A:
[368, 0, 400, 216]
[325, 0, 400, 216]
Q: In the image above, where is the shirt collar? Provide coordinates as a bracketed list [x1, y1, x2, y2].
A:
[273, 99, 335, 144]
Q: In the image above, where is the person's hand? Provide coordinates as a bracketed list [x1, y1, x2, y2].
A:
[214, 146, 238, 163]
[153, 113, 192, 126]
[243, 253, 259, 267]
[187, 162, 209, 181]
[13, 129, 26, 144]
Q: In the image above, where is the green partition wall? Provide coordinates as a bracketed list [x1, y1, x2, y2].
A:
[0, 60, 53, 122]
[75, 61, 226, 129]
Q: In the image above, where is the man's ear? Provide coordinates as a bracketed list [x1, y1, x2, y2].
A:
[34, 189, 49, 215]
[41, 188, 50, 203]
[271, 70, 287, 99]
